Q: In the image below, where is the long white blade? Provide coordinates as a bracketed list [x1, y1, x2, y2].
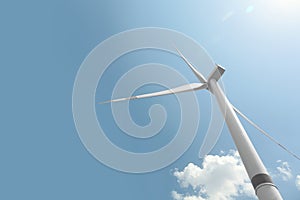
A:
[99, 83, 207, 104]
[174, 47, 207, 83]
[233, 106, 300, 161]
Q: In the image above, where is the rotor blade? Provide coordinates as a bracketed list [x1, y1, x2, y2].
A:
[99, 83, 207, 104]
[233, 106, 300, 161]
[174, 47, 207, 83]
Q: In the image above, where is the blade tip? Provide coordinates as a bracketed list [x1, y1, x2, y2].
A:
[98, 100, 111, 104]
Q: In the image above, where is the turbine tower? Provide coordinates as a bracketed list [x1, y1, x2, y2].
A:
[100, 49, 283, 200]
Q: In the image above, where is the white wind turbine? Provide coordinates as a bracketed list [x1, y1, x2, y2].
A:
[99, 48, 299, 200]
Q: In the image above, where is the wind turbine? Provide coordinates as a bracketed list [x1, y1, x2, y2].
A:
[100, 48, 284, 200]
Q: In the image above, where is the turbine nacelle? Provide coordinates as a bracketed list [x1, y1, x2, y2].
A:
[208, 64, 225, 83]
[174, 46, 225, 91]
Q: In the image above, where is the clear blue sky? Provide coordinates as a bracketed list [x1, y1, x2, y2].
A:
[1, 0, 300, 199]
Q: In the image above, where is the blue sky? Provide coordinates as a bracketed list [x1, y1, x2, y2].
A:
[1, 0, 300, 199]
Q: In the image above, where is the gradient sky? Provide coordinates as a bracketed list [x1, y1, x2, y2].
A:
[1, 0, 300, 199]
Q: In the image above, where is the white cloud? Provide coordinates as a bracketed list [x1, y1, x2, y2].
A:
[276, 160, 292, 181]
[172, 150, 256, 200]
[171, 191, 205, 200]
[171, 191, 183, 200]
[296, 175, 300, 190]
